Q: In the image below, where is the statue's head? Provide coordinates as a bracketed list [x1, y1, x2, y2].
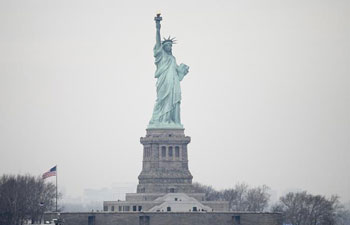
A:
[162, 42, 172, 54]
[162, 36, 176, 54]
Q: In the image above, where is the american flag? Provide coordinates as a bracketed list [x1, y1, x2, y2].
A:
[42, 166, 57, 179]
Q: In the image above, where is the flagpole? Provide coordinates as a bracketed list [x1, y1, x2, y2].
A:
[56, 165, 58, 212]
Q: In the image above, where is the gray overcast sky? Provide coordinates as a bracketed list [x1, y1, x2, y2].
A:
[1, 0, 349, 203]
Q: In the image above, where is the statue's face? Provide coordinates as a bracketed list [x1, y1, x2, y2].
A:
[163, 42, 172, 53]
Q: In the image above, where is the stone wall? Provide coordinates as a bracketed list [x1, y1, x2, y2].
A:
[44, 212, 282, 225]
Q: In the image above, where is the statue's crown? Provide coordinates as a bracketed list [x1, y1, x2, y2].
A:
[162, 36, 177, 45]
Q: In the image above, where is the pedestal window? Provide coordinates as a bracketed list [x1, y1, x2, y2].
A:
[161, 146, 166, 158]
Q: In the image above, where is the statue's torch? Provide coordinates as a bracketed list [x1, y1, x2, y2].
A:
[155, 11, 162, 22]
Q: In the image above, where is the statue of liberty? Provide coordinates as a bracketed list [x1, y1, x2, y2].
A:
[148, 13, 189, 129]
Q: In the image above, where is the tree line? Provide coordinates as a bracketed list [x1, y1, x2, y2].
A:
[193, 182, 350, 225]
[0, 174, 56, 225]
[1, 174, 349, 225]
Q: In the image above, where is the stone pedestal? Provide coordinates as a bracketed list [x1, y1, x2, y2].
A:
[103, 128, 230, 212]
[137, 128, 194, 193]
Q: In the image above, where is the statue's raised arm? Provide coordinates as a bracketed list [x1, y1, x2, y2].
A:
[149, 13, 189, 129]
[154, 13, 162, 48]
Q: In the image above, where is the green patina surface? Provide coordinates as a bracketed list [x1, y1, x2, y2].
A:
[148, 14, 189, 129]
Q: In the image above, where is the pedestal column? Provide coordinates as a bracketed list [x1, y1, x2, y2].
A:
[137, 128, 194, 193]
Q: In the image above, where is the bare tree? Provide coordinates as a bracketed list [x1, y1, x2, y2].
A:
[335, 207, 350, 225]
[272, 191, 347, 225]
[192, 182, 222, 201]
[0, 174, 56, 225]
[193, 182, 270, 212]
[222, 183, 249, 211]
[245, 185, 270, 212]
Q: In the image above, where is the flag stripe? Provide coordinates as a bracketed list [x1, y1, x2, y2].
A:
[42, 166, 57, 179]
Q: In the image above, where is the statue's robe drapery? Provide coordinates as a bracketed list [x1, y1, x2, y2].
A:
[149, 43, 186, 128]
